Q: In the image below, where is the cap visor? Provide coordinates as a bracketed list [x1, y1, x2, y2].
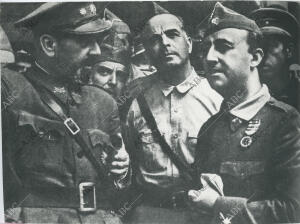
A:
[63, 18, 112, 35]
[261, 26, 291, 38]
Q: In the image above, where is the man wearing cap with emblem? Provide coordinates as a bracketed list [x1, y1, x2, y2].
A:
[189, 2, 300, 224]
[86, 9, 132, 120]
[250, 7, 299, 109]
[1, 2, 130, 223]
[124, 2, 222, 224]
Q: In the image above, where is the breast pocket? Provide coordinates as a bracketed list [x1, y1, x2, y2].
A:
[138, 129, 168, 172]
[220, 161, 266, 196]
[17, 110, 66, 170]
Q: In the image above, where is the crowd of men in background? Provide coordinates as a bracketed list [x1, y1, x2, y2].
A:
[1, 1, 300, 224]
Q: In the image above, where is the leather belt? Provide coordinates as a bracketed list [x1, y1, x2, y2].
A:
[21, 183, 112, 212]
[142, 190, 188, 209]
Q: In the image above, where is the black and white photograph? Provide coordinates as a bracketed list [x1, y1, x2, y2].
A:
[0, 1, 300, 223]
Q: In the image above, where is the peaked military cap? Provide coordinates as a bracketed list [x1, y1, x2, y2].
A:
[205, 2, 261, 37]
[14, 2, 112, 35]
[250, 7, 299, 40]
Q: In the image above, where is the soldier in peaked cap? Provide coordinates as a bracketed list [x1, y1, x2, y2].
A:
[123, 2, 222, 224]
[2, 2, 130, 223]
[250, 7, 299, 109]
[189, 2, 300, 224]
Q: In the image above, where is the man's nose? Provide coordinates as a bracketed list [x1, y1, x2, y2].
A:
[161, 34, 171, 46]
[206, 46, 218, 63]
[109, 69, 117, 85]
[89, 41, 101, 55]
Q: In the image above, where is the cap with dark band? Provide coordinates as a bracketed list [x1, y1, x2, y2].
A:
[250, 7, 299, 40]
[205, 2, 261, 37]
[14, 2, 112, 35]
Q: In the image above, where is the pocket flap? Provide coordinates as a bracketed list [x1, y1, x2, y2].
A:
[220, 161, 265, 179]
[17, 110, 65, 136]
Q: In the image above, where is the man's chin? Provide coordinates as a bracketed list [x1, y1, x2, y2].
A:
[207, 78, 226, 93]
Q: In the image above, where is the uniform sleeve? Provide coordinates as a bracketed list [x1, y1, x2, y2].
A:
[211, 110, 300, 224]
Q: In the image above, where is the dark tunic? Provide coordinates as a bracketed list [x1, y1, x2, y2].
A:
[1, 64, 124, 223]
[195, 95, 300, 224]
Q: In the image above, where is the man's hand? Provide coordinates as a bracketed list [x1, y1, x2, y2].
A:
[187, 187, 220, 212]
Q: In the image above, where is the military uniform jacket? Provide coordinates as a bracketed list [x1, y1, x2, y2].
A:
[194, 87, 300, 224]
[1, 64, 122, 208]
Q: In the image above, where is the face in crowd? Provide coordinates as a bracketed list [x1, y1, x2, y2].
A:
[142, 14, 192, 71]
[39, 32, 106, 81]
[260, 35, 293, 84]
[90, 60, 129, 98]
[202, 28, 262, 96]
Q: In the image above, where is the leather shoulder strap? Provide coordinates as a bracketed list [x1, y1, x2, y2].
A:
[136, 94, 194, 182]
[25, 75, 110, 182]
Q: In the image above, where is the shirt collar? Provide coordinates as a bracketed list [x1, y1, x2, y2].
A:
[229, 84, 271, 121]
[159, 68, 198, 96]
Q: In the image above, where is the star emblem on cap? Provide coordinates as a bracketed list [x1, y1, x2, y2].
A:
[211, 17, 219, 25]
[80, 8, 87, 15]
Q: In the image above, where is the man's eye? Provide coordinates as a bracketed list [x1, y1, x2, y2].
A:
[166, 31, 180, 39]
[215, 43, 232, 53]
[97, 67, 112, 76]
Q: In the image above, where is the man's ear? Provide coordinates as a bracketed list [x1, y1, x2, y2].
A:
[186, 35, 193, 54]
[250, 48, 264, 68]
[286, 42, 294, 59]
[40, 34, 57, 57]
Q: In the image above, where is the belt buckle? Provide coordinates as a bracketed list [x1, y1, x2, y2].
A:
[64, 118, 80, 135]
[79, 182, 96, 212]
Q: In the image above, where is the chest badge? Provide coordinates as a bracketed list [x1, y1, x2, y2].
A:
[240, 136, 253, 148]
[240, 119, 261, 149]
[245, 119, 261, 135]
[53, 86, 66, 94]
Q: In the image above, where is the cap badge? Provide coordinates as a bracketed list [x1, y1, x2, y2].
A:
[80, 4, 97, 16]
[265, 21, 270, 25]
[80, 8, 87, 15]
[211, 17, 219, 25]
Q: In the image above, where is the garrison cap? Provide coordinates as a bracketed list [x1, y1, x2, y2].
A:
[14, 2, 112, 35]
[104, 8, 130, 34]
[250, 7, 299, 40]
[91, 9, 131, 65]
[205, 2, 261, 37]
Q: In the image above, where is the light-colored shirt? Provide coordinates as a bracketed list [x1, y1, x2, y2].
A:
[230, 84, 271, 121]
[126, 68, 222, 190]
